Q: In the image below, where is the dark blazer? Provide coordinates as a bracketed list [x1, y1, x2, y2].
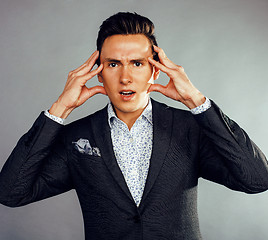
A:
[0, 99, 268, 240]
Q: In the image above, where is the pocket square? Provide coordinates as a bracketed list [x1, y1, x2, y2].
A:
[72, 138, 101, 157]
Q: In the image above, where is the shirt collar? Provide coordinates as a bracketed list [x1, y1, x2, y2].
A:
[107, 99, 153, 128]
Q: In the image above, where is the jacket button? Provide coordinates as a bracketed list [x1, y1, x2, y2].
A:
[133, 215, 140, 223]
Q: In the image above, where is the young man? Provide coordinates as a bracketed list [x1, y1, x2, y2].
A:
[0, 12, 267, 240]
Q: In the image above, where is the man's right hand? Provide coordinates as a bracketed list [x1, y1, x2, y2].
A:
[49, 51, 106, 119]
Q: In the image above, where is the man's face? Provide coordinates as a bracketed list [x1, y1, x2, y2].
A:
[98, 34, 159, 121]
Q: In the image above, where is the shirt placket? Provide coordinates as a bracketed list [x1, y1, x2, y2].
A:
[130, 119, 145, 205]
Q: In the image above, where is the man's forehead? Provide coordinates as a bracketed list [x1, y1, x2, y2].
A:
[101, 35, 151, 51]
[100, 34, 153, 60]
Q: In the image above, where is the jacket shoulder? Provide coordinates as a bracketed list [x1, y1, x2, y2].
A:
[151, 99, 196, 122]
[63, 105, 108, 134]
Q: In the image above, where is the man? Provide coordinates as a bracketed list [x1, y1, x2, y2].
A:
[0, 12, 267, 240]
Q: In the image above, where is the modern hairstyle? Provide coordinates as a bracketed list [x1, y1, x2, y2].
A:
[96, 12, 159, 65]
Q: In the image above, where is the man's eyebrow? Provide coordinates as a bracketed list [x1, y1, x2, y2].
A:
[130, 58, 147, 62]
[103, 58, 121, 63]
[103, 58, 148, 62]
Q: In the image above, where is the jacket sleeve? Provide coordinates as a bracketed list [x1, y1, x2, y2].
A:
[195, 100, 268, 193]
[0, 113, 73, 207]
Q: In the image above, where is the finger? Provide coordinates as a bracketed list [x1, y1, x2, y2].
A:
[75, 51, 98, 71]
[87, 86, 107, 97]
[73, 51, 99, 75]
[148, 57, 173, 76]
[147, 83, 167, 94]
[79, 64, 103, 85]
[153, 45, 178, 69]
[76, 51, 100, 76]
[77, 85, 107, 106]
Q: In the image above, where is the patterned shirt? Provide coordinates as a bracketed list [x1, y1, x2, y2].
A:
[45, 98, 211, 206]
[190, 97, 211, 115]
[107, 101, 153, 206]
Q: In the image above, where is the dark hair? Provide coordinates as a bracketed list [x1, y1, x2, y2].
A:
[96, 12, 159, 65]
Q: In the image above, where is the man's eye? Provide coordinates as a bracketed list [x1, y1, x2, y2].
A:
[109, 63, 118, 67]
[134, 62, 142, 67]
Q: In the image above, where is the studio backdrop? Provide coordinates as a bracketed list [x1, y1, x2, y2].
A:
[0, 0, 267, 239]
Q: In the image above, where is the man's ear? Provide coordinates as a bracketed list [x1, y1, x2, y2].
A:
[98, 73, 103, 83]
[153, 67, 160, 80]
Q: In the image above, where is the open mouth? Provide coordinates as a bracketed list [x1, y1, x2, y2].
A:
[120, 91, 135, 96]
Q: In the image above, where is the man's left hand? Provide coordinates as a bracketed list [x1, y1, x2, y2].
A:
[148, 45, 205, 109]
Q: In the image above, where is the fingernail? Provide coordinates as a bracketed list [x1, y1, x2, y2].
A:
[148, 78, 154, 84]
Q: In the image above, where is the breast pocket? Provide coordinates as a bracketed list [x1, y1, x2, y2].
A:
[71, 148, 103, 163]
[69, 148, 113, 193]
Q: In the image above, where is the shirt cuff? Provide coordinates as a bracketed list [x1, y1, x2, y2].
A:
[44, 110, 65, 125]
[190, 97, 211, 115]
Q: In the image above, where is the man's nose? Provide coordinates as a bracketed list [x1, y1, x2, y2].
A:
[120, 66, 132, 84]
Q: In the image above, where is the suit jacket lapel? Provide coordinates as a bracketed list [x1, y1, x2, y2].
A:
[140, 99, 173, 206]
[90, 106, 134, 203]
[89, 100, 173, 207]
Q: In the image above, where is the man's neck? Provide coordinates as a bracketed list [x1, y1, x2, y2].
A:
[111, 100, 151, 130]
[115, 109, 144, 130]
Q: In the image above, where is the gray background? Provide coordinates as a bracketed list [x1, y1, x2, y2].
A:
[0, 0, 267, 239]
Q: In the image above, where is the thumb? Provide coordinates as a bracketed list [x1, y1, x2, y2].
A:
[76, 86, 107, 107]
[148, 83, 166, 94]
[87, 86, 107, 97]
